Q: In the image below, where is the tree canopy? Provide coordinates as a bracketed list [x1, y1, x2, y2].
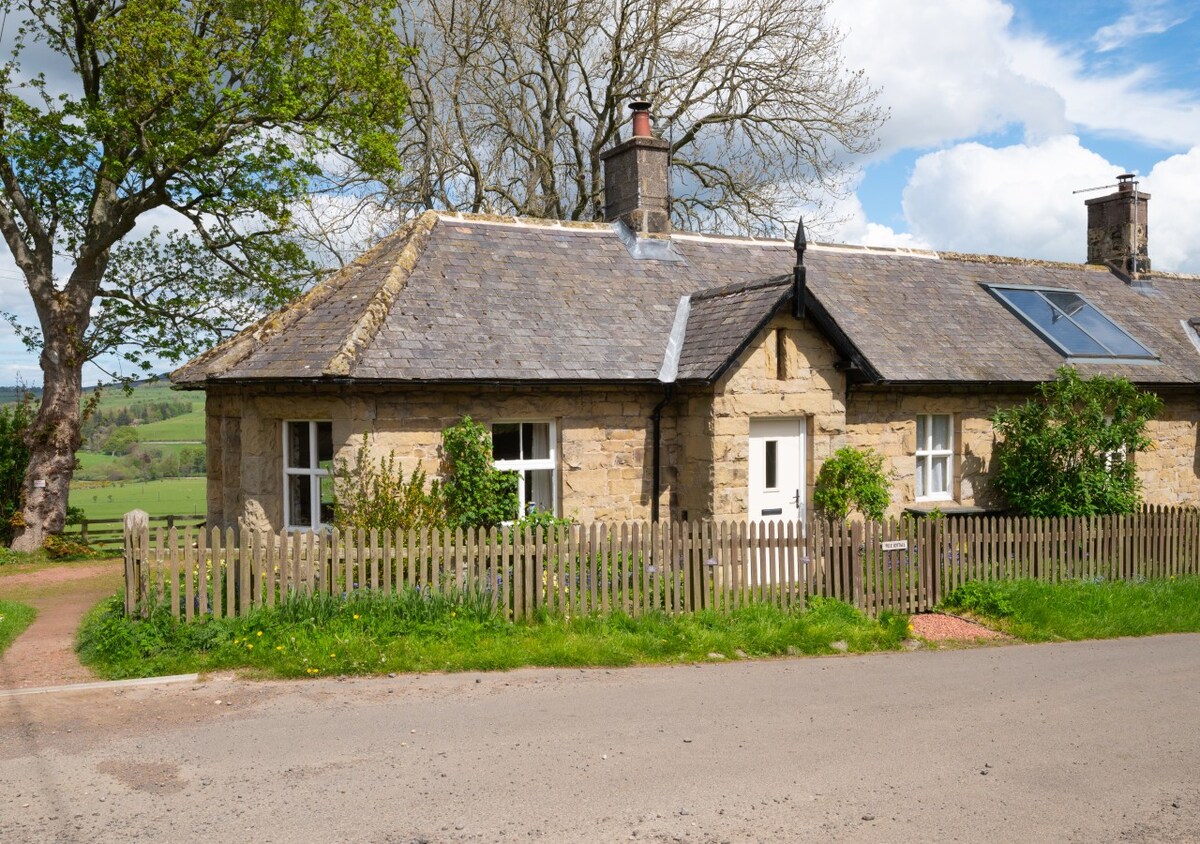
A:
[0, 0, 413, 549]
[990, 368, 1163, 517]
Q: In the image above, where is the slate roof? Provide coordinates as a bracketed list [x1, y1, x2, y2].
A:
[172, 210, 1200, 389]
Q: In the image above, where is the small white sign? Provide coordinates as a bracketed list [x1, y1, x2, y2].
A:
[880, 539, 908, 552]
[33, 479, 46, 489]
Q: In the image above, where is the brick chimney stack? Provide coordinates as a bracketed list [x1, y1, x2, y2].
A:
[1085, 174, 1150, 276]
[600, 100, 671, 235]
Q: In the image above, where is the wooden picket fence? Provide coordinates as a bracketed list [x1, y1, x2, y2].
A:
[123, 506, 1200, 622]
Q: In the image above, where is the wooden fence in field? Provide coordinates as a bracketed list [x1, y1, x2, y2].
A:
[65, 513, 204, 553]
[123, 506, 1200, 622]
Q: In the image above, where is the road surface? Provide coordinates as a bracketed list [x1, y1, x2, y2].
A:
[2, 636, 1199, 842]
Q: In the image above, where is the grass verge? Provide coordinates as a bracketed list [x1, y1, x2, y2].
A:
[0, 600, 37, 657]
[940, 576, 1200, 642]
[77, 590, 909, 680]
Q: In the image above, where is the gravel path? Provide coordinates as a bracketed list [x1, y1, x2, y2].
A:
[0, 561, 122, 690]
[910, 612, 1009, 642]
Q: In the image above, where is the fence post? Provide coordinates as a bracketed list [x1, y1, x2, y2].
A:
[81, 517, 89, 546]
[851, 520, 864, 610]
[122, 510, 149, 616]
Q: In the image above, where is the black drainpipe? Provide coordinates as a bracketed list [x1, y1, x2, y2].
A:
[650, 384, 675, 523]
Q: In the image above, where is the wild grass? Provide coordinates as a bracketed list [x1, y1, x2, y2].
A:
[940, 576, 1200, 642]
[77, 589, 910, 680]
[0, 600, 37, 657]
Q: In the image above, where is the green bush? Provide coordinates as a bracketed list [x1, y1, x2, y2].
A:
[331, 435, 445, 534]
[812, 446, 891, 520]
[940, 581, 1016, 618]
[441, 416, 518, 528]
[0, 394, 34, 546]
[991, 367, 1162, 516]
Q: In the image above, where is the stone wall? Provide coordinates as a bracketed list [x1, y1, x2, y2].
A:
[202, 382, 674, 532]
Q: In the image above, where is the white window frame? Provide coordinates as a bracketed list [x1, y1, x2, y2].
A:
[915, 413, 953, 502]
[492, 419, 558, 517]
[282, 420, 333, 531]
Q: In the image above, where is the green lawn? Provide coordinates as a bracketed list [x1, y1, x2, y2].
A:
[940, 577, 1200, 641]
[84, 380, 202, 414]
[132, 409, 205, 442]
[0, 600, 37, 657]
[70, 477, 206, 520]
[77, 592, 910, 680]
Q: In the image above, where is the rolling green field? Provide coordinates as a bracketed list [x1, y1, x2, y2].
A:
[70, 477, 206, 520]
[83, 380, 202, 413]
[131, 409, 205, 442]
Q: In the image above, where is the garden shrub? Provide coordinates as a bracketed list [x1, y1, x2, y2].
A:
[331, 435, 446, 534]
[441, 416, 519, 528]
[812, 446, 891, 520]
[940, 581, 1016, 618]
[991, 367, 1162, 516]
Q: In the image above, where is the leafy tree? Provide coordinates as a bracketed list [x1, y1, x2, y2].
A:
[0, 394, 34, 545]
[441, 416, 519, 529]
[991, 367, 1162, 516]
[99, 425, 138, 457]
[812, 446, 891, 521]
[331, 435, 446, 535]
[0, 0, 413, 550]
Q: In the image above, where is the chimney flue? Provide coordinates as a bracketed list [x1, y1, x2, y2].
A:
[599, 99, 671, 236]
[1085, 174, 1150, 278]
[630, 101, 653, 137]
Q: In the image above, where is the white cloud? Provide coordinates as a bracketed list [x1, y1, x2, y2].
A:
[1145, 146, 1200, 273]
[816, 190, 931, 250]
[830, 0, 1200, 153]
[1092, 0, 1188, 52]
[900, 135, 1119, 261]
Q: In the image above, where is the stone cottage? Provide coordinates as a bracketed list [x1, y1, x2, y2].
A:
[172, 104, 1200, 532]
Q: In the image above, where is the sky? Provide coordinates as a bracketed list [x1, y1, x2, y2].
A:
[1, 0, 1199, 385]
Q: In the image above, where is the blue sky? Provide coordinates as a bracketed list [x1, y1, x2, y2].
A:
[2, 0, 1199, 386]
[823, 0, 1200, 266]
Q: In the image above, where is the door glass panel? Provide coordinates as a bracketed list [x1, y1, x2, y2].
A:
[764, 440, 778, 489]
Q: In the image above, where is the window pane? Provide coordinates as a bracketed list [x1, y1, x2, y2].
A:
[287, 422, 311, 468]
[525, 469, 554, 515]
[996, 288, 1107, 356]
[764, 440, 778, 489]
[525, 422, 551, 460]
[1070, 303, 1153, 357]
[316, 422, 334, 462]
[915, 458, 926, 498]
[319, 475, 335, 525]
[288, 475, 313, 527]
[492, 423, 520, 460]
[931, 456, 948, 495]
[931, 415, 950, 451]
[916, 416, 926, 450]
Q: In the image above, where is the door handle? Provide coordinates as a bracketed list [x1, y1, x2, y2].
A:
[793, 489, 802, 508]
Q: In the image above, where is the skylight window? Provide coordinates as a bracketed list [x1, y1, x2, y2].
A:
[986, 285, 1155, 360]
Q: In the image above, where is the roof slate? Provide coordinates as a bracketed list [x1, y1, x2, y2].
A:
[172, 211, 1200, 389]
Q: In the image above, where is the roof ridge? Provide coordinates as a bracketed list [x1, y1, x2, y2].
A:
[326, 211, 440, 376]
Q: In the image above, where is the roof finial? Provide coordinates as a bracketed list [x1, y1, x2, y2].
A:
[793, 218, 807, 319]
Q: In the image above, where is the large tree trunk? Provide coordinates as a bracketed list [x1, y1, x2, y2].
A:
[9, 331, 84, 553]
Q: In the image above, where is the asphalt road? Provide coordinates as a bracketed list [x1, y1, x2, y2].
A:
[2, 636, 1199, 843]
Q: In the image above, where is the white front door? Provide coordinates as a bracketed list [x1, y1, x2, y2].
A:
[748, 418, 806, 522]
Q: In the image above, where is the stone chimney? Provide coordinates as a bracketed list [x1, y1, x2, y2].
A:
[1085, 174, 1150, 275]
[600, 100, 670, 235]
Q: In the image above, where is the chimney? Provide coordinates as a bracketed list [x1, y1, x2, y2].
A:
[600, 100, 671, 235]
[1085, 173, 1150, 276]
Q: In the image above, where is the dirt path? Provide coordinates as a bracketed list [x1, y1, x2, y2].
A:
[0, 560, 122, 690]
